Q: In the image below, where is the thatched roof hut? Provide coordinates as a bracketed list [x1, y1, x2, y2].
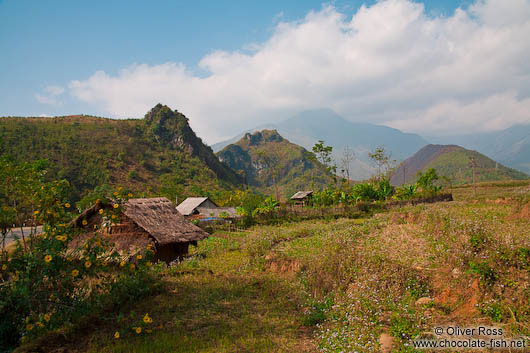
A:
[71, 197, 209, 263]
[290, 191, 313, 200]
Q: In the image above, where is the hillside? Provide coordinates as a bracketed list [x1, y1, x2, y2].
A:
[0, 104, 243, 202]
[212, 109, 429, 180]
[389, 144, 528, 186]
[217, 129, 332, 197]
[431, 124, 530, 175]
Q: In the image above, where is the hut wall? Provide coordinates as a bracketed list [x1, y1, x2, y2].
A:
[155, 242, 190, 264]
[199, 199, 218, 209]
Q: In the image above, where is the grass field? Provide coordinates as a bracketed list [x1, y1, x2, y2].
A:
[17, 181, 530, 352]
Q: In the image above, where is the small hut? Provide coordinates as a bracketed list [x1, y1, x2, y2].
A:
[71, 197, 209, 263]
[176, 197, 218, 217]
[290, 191, 313, 207]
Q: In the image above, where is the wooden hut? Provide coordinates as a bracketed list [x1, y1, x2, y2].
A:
[176, 197, 218, 217]
[71, 197, 209, 263]
[290, 191, 313, 207]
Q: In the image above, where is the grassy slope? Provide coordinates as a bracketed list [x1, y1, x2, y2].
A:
[427, 149, 528, 184]
[0, 106, 242, 202]
[217, 130, 331, 197]
[391, 144, 528, 186]
[17, 181, 530, 352]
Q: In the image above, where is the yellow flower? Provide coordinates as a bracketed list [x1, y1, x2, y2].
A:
[93, 224, 98, 229]
[2, 205, 9, 211]
[113, 192, 118, 196]
[135, 327, 142, 334]
[146, 243, 153, 250]
[113, 203, 119, 209]
[111, 215, 116, 219]
[25, 316, 29, 323]
[136, 254, 142, 260]
[99, 209, 104, 214]
[82, 219, 88, 226]
[72, 269, 79, 277]
[120, 261, 126, 267]
[143, 313, 152, 324]
[1, 264, 6, 271]
[146, 261, 152, 267]
[85, 261, 92, 269]
[34, 210, 39, 215]
[26, 323, 33, 331]
[43, 313, 51, 322]
[129, 264, 135, 271]
[114, 331, 120, 339]
[44, 255, 52, 263]
[128, 193, 133, 197]
[67, 257, 73, 262]
[36, 322, 44, 328]
[65, 203, 70, 208]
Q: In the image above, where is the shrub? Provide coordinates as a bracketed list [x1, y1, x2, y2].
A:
[0, 186, 157, 351]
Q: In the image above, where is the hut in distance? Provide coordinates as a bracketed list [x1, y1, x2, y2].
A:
[72, 197, 209, 264]
[177, 197, 238, 220]
[290, 191, 313, 207]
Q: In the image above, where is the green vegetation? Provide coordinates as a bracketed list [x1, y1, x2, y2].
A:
[217, 130, 332, 197]
[390, 144, 528, 186]
[0, 105, 242, 204]
[0, 167, 158, 352]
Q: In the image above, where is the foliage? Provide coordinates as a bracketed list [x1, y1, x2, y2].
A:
[368, 146, 393, 179]
[0, 174, 158, 351]
[252, 196, 279, 217]
[416, 168, 441, 194]
[393, 184, 418, 200]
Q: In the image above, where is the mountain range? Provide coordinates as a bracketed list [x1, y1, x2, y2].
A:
[213, 109, 429, 180]
[214, 109, 530, 179]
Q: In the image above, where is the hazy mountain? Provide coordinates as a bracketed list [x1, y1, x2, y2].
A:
[212, 109, 429, 180]
[217, 129, 332, 197]
[389, 144, 528, 186]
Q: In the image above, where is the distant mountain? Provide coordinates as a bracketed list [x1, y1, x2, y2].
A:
[0, 104, 243, 202]
[430, 124, 530, 175]
[217, 129, 332, 197]
[212, 109, 429, 180]
[389, 144, 528, 186]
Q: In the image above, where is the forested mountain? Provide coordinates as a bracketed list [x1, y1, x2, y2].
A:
[389, 144, 528, 186]
[0, 104, 243, 202]
[217, 130, 332, 197]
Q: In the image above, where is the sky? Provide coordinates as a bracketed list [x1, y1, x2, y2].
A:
[1, 0, 529, 143]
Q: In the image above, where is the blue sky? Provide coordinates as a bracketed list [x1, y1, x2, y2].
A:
[1, 0, 528, 143]
[1, 0, 467, 117]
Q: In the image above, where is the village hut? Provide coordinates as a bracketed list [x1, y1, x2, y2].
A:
[71, 197, 209, 263]
[290, 191, 313, 207]
[176, 197, 218, 217]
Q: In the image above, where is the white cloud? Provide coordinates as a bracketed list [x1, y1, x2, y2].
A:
[35, 85, 65, 106]
[68, 0, 530, 143]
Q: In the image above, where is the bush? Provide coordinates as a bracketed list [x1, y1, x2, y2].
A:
[0, 186, 157, 351]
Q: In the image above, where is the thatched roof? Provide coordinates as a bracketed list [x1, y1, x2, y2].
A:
[291, 191, 313, 200]
[176, 197, 217, 216]
[72, 197, 208, 245]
